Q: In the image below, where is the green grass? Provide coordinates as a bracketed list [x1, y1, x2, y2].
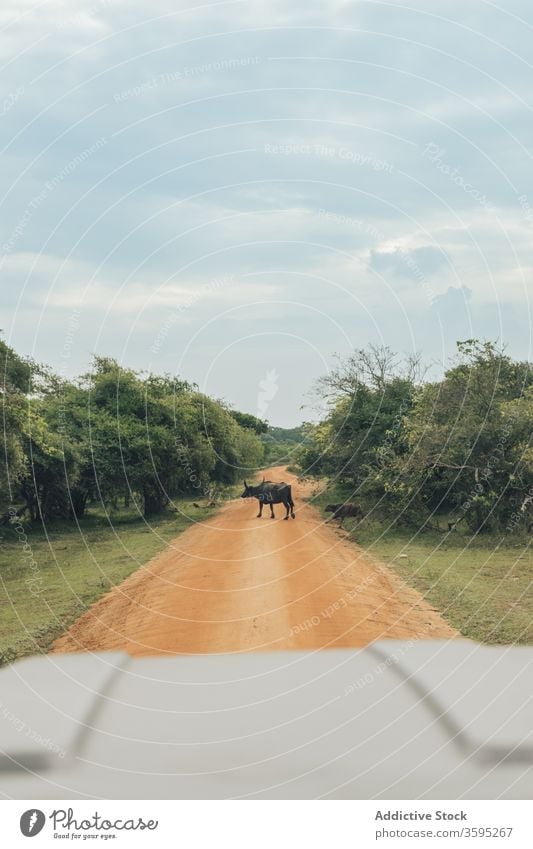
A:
[309, 486, 533, 645]
[4, 480, 532, 660]
[0, 500, 219, 664]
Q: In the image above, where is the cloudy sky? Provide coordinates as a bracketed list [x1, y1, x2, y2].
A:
[1, 0, 532, 425]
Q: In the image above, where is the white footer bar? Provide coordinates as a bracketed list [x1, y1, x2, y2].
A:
[1, 800, 531, 848]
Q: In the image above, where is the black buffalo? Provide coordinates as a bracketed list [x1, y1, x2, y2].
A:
[241, 479, 295, 520]
[325, 502, 363, 526]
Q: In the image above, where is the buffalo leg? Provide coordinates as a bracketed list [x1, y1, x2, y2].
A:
[270, 503, 275, 519]
[287, 486, 296, 519]
[257, 501, 263, 518]
[283, 499, 290, 520]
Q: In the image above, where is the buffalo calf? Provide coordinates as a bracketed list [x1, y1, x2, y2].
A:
[325, 502, 363, 526]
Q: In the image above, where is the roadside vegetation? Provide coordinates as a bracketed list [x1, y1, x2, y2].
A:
[0, 502, 221, 664]
[301, 340, 533, 643]
[2, 335, 533, 655]
[357, 524, 533, 645]
[0, 338, 265, 662]
[298, 340, 533, 535]
[313, 487, 533, 644]
[261, 425, 307, 467]
[0, 339, 265, 522]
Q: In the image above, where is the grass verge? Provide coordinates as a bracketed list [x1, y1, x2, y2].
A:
[0, 500, 219, 664]
[310, 484, 533, 644]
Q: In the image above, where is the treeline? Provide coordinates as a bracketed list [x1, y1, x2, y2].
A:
[261, 425, 307, 465]
[298, 341, 533, 533]
[1, 340, 265, 522]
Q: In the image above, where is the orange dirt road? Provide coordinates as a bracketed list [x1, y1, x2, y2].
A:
[53, 468, 455, 656]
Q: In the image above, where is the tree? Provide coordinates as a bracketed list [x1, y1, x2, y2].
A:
[374, 341, 533, 530]
[0, 339, 37, 516]
[229, 409, 268, 434]
[298, 340, 533, 533]
[1, 342, 266, 522]
[298, 347, 418, 506]
[50, 358, 265, 517]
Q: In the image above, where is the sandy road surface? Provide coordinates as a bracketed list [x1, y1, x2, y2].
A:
[53, 468, 455, 656]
